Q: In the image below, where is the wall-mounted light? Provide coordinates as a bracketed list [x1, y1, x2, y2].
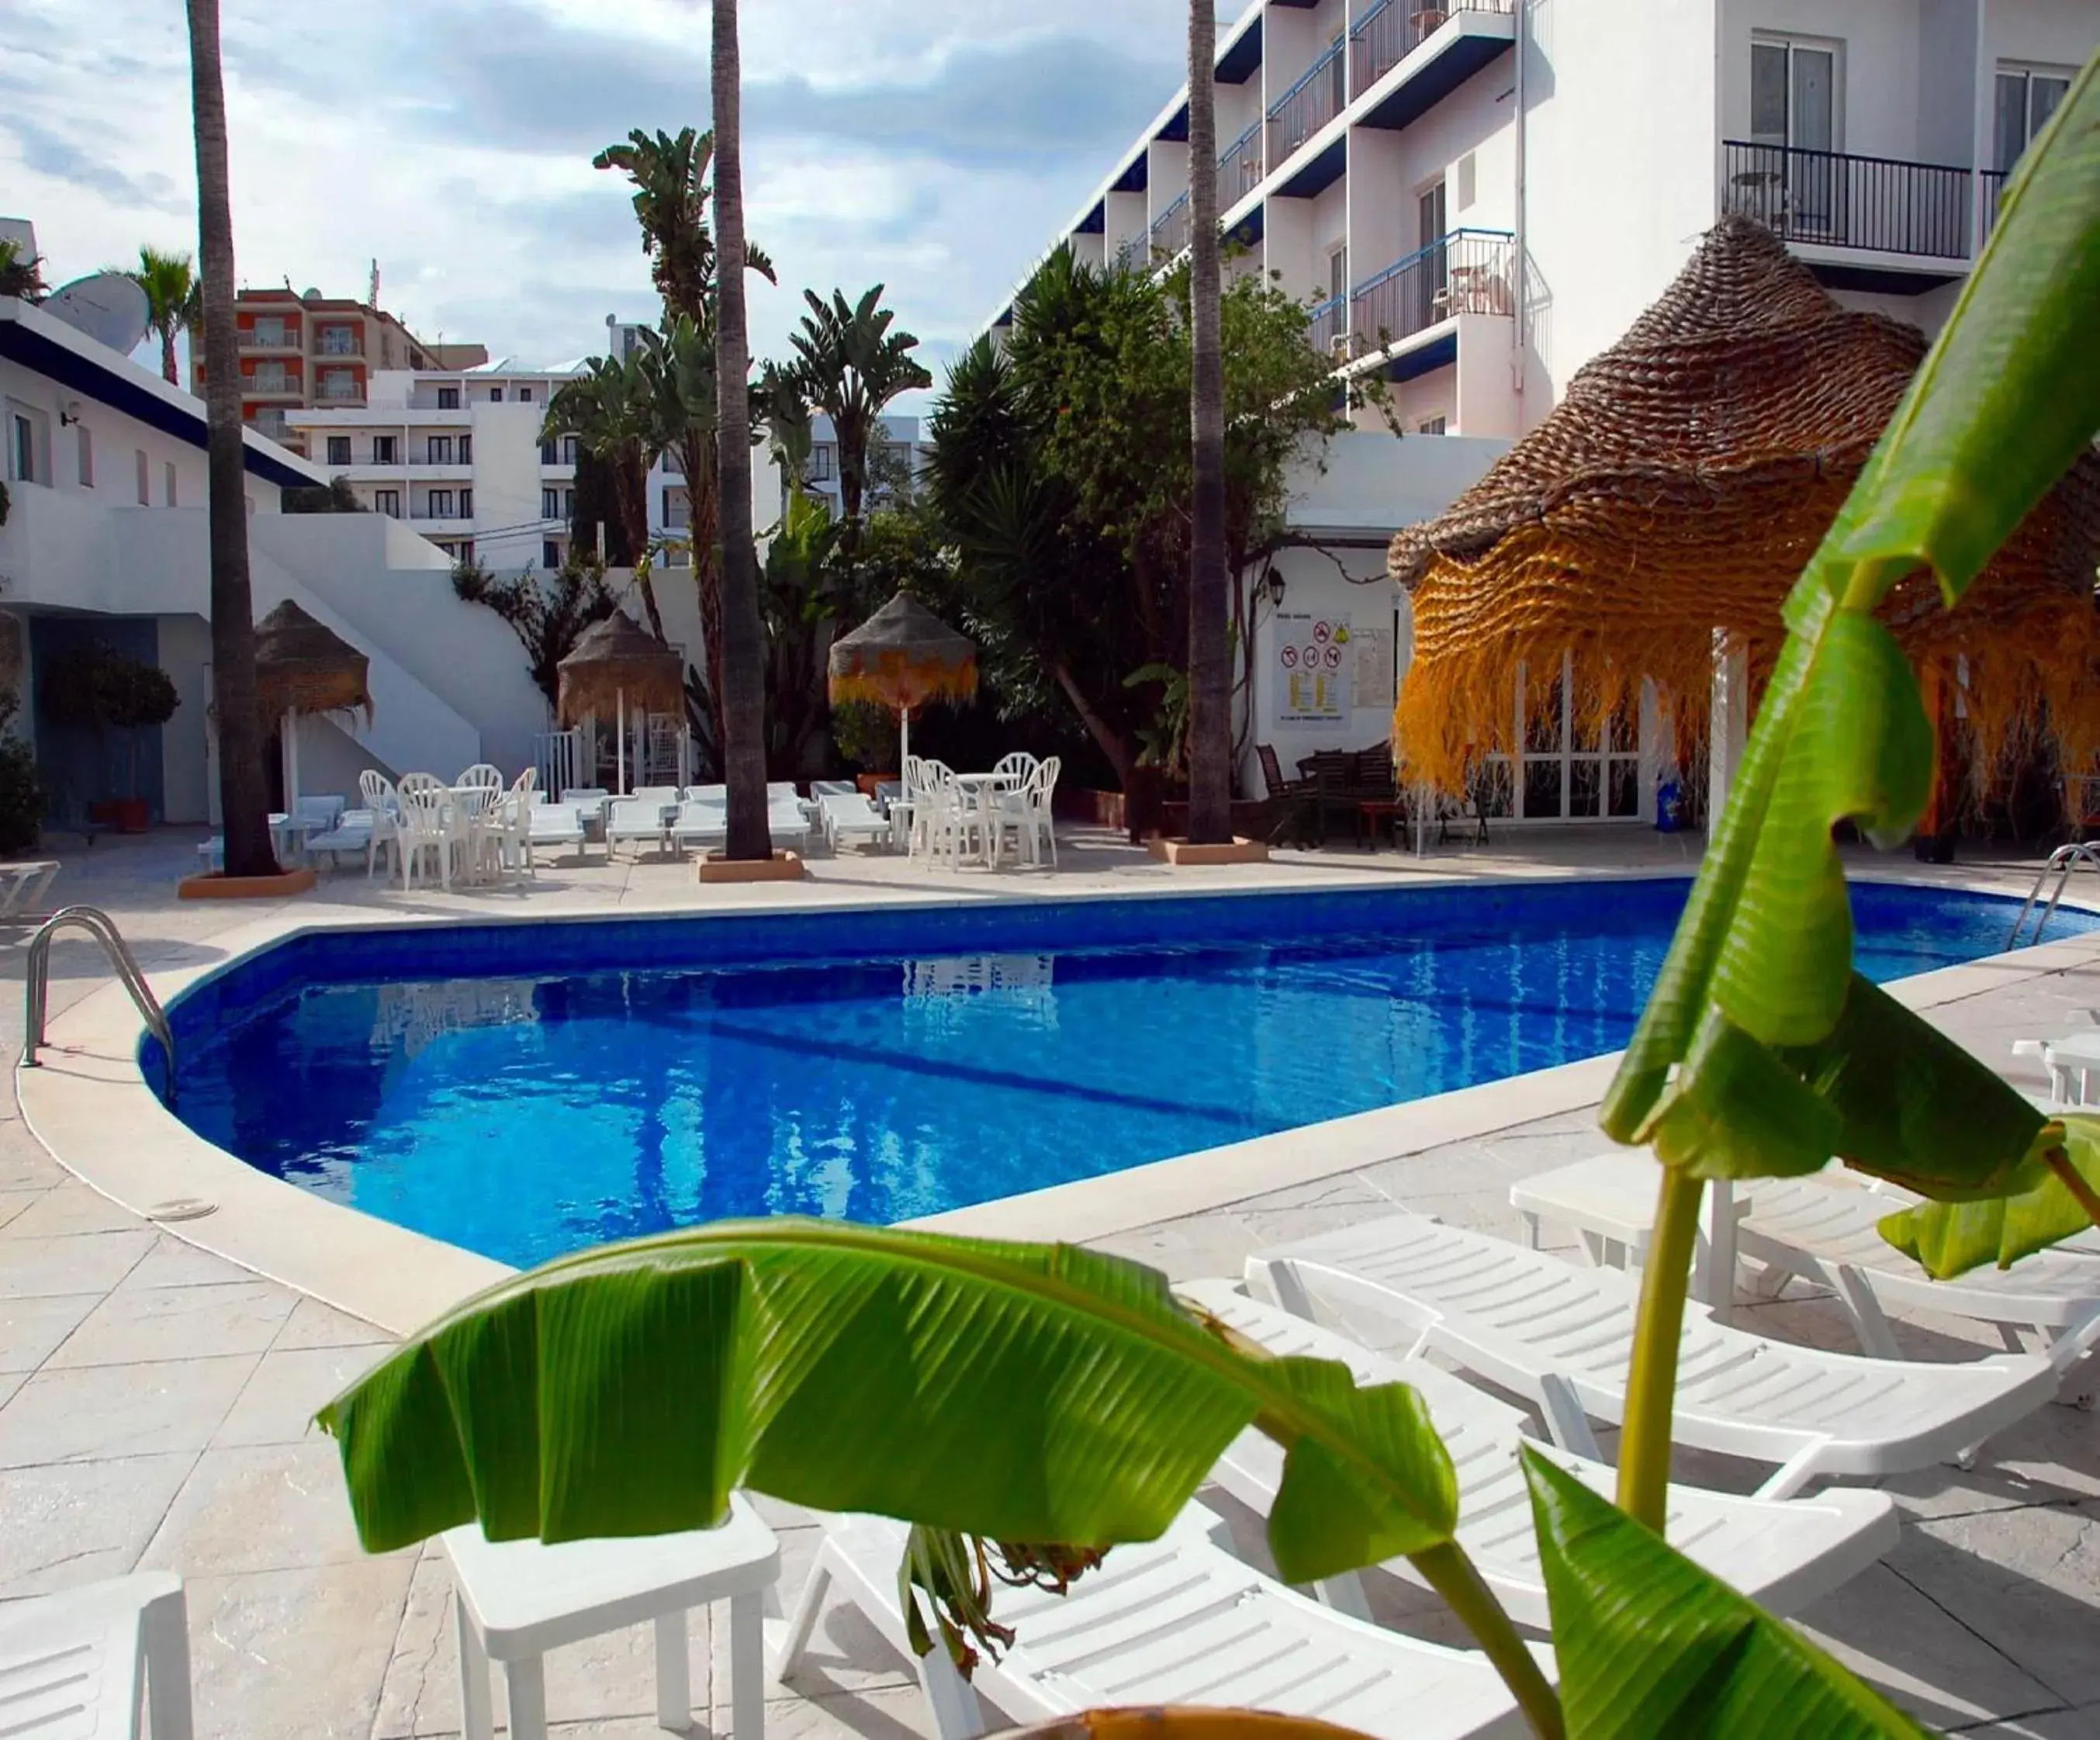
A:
[1264, 567, 1286, 608]
[57, 401, 82, 427]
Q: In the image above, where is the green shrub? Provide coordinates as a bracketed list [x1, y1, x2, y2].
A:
[0, 693, 44, 854]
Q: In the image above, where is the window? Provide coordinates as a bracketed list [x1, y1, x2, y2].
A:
[136, 448, 150, 504]
[663, 488, 689, 529]
[562, 488, 574, 517]
[372, 434, 397, 465]
[562, 434, 579, 465]
[164, 461, 177, 507]
[437, 386, 459, 410]
[458, 434, 471, 462]
[540, 438, 558, 464]
[543, 539, 562, 569]
[9, 410, 40, 485]
[1456, 152, 1477, 212]
[318, 368, 359, 401]
[427, 434, 452, 464]
[459, 487, 472, 518]
[251, 316, 285, 347]
[76, 423, 93, 487]
[317, 324, 359, 356]
[1512, 654, 1642, 822]
[1995, 64, 2074, 172]
[543, 487, 560, 519]
[458, 541, 473, 565]
[326, 435, 351, 467]
[1417, 178, 1448, 325]
[488, 387, 503, 402]
[1417, 416, 1448, 435]
[374, 488, 400, 517]
[1749, 34, 1842, 236]
[428, 489, 454, 518]
[252, 361, 289, 393]
[517, 386, 532, 403]
[808, 445, 834, 481]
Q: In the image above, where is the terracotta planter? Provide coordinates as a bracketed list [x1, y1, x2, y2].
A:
[697, 850, 806, 884]
[856, 773, 896, 797]
[178, 868, 318, 901]
[89, 799, 151, 834]
[1159, 799, 1274, 842]
[1147, 835, 1271, 866]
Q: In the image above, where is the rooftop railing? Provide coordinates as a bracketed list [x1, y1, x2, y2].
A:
[1721, 140, 1970, 259]
[1348, 228, 1514, 357]
[1351, 0, 1515, 98]
[1217, 121, 1264, 209]
[1267, 40, 1346, 169]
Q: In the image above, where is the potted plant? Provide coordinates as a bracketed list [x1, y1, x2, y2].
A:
[41, 642, 180, 832]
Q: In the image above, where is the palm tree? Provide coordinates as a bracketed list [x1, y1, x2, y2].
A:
[128, 247, 201, 386]
[635, 318, 727, 752]
[593, 127, 774, 324]
[185, 0, 278, 877]
[712, 0, 772, 861]
[788, 285, 932, 534]
[1183, 0, 1232, 846]
[0, 240, 47, 303]
[543, 355, 669, 642]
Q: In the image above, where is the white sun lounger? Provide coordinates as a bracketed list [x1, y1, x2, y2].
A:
[818, 790, 891, 851]
[0, 860, 59, 918]
[1247, 1210, 2066, 1500]
[0, 1569, 193, 1738]
[1177, 1279, 1898, 1626]
[606, 797, 673, 857]
[669, 797, 728, 853]
[766, 801, 811, 851]
[525, 802, 588, 861]
[777, 1503, 1536, 1740]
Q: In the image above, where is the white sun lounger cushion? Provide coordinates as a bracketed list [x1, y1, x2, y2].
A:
[1177, 1279, 1898, 1624]
[784, 1504, 1536, 1740]
[1247, 1211, 2063, 1499]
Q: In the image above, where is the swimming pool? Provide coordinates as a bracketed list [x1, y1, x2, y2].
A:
[164, 878, 2082, 1268]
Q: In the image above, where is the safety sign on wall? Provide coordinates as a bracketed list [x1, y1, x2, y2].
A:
[1275, 612, 1353, 722]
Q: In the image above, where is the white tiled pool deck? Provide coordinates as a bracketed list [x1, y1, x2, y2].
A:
[2, 825, 2096, 1738]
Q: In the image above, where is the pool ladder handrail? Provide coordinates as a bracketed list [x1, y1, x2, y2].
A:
[22, 905, 176, 1106]
[2006, 842, 2100, 950]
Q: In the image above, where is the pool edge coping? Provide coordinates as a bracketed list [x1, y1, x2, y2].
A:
[22, 869, 2100, 1339]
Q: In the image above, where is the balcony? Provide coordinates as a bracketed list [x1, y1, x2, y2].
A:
[1113, 234, 1147, 275]
[314, 332, 365, 358]
[1268, 40, 1346, 171]
[1981, 168, 2010, 244]
[1348, 228, 1514, 358]
[1217, 122, 1263, 210]
[1351, 0, 1514, 98]
[1149, 190, 1193, 263]
[1308, 292, 1350, 358]
[240, 327, 301, 352]
[1721, 141, 1971, 266]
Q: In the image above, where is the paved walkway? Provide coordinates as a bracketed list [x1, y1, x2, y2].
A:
[0, 827, 2094, 1737]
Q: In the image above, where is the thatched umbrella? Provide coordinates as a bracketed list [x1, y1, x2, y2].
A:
[827, 592, 978, 771]
[253, 599, 372, 808]
[1387, 216, 2100, 822]
[557, 612, 682, 794]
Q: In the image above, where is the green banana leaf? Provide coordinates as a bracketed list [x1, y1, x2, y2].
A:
[316, 1218, 1458, 1586]
[1523, 1450, 1932, 1739]
[1879, 1115, 2100, 1277]
[1602, 60, 2100, 1213]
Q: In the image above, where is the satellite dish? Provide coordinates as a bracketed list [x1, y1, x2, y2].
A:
[44, 274, 153, 356]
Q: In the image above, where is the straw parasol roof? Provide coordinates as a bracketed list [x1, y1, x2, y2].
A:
[252, 599, 372, 722]
[1387, 216, 2100, 808]
[827, 592, 978, 713]
[556, 612, 683, 726]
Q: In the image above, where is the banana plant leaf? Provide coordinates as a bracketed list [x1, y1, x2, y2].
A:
[1879, 1114, 2100, 1278]
[1523, 1450, 1932, 1739]
[316, 1219, 1458, 1586]
[1602, 60, 2100, 1213]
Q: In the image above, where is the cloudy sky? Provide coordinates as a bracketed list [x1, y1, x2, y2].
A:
[3, 0, 1198, 396]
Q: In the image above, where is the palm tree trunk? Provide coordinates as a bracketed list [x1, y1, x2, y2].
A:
[838, 411, 864, 536]
[160, 324, 181, 386]
[712, 0, 773, 861]
[186, 0, 279, 878]
[1184, 0, 1233, 846]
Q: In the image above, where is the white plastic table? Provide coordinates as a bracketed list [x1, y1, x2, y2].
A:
[1511, 1151, 1751, 1314]
[444, 1494, 778, 1740]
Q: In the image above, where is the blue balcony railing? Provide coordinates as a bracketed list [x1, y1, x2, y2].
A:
[1307, 292, 1350, 357]
[1348, 228, 1514, 355]
[1267, 40, 1346, 168]
[1217, 121, 1264, 209]
[1351, 0, 1515, 97]
[1149, 189, 1193, 261]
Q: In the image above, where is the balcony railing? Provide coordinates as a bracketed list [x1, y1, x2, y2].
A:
[242, 327, 301, 350]
[1217, 121, 1263, 209]
[1113, 234, 1146, 275]
[1981, 168, 2009, 242]
[1721, 141, 1970, 259]
[1348, 228, 1514, 356]
[1307, 293, 1350, 358]
[1149, 190, 1193, 262]
[1351, 0, 1514, 98]
[1267, 40, 1346, 168]
[315, 332, 365, 357]
[315, 380, 365, 402]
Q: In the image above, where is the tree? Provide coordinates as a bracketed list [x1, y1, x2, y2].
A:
[0, 240, 47, 303]
[789, 285, 932, 534]
[635, 318, 728, 753]
[712, 0, 771, 860]
[452, 555, 619, 708]
[126, 247, 201, 386]
[282, 476, 365, 514]
[545, 356, 666, 639]
[593, 127, 773, 324]
[1183, 2, 1231, 845]
[185, 0, 277, 877]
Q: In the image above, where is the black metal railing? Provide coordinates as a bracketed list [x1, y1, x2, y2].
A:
[1217, 121, 1264, 209]
[1348, 228, 1514, 355]
[1721, 141, 1970, 259]
[1267, 40, 1346, 168]
[1150, 190, 1193, 261]
[1351, 0, 1514, 97]
[1981, 168, 2009, 242]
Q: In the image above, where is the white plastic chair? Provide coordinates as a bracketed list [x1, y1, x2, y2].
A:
[1247, 1209, 2068, 1500]
[1180, 1279, 1898, 1626]
[484, 769, 539, 880]
[989, 756, 1059, 869]
[777, 1503, 1535, 1740]
[526, 802, 587, 862]
[2013, 1011, 2100, 1107]
[0, 1570, 192, 1738]
[396, 776, 466, 892]
[358, 769, 401, 881]
[456, 763, 505, 794]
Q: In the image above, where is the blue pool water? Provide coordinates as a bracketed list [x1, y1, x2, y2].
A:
[166, 879, 2084, 1268]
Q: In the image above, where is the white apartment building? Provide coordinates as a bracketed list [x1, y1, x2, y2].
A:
[651, 413, 929, 555]
[988, 0, 2096, 815]
[287, 359, 587, 576]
